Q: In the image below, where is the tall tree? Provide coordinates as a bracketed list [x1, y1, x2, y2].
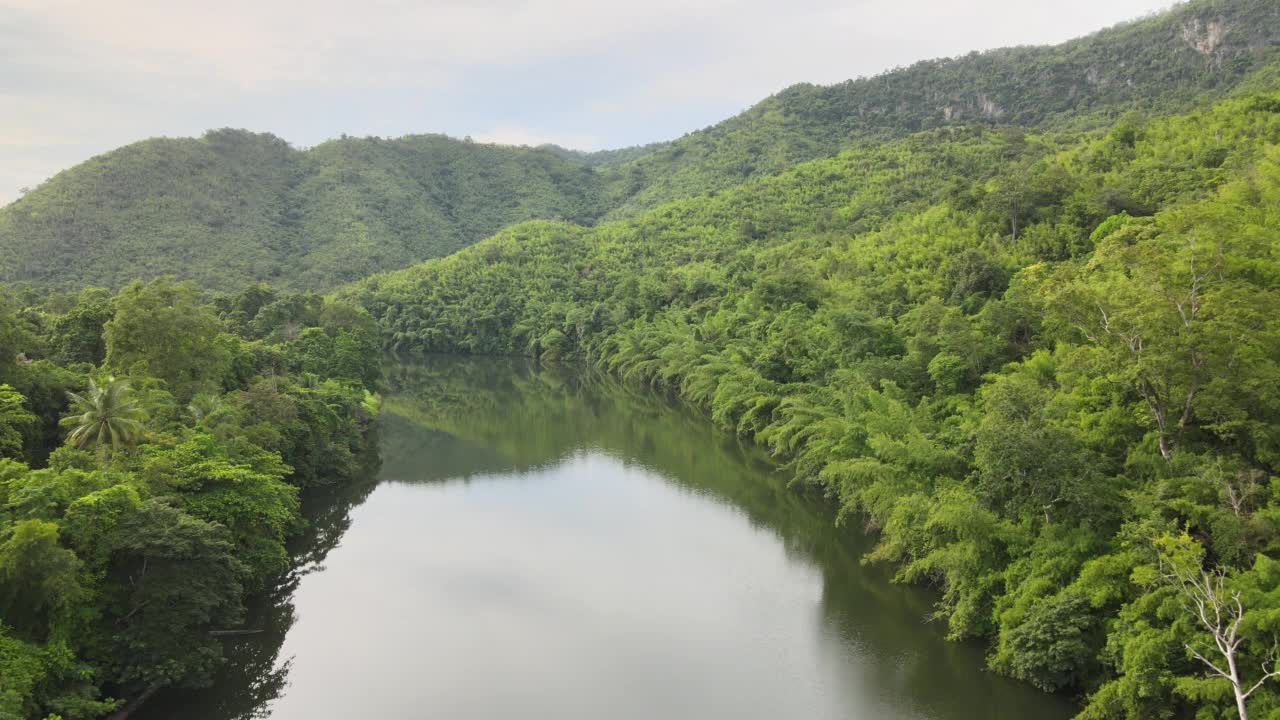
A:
[61, 377, 146, 457]
[105, 278, 231, 402]
[1043, 205, 1280, 463]
[1157, 534, 1280, 720]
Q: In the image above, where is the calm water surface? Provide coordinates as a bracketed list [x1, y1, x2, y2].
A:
[141, 357, 1075, 720]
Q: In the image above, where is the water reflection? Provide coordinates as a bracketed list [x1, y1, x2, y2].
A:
[140, 356, 1074, 720]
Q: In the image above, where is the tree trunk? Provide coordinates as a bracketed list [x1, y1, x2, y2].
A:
[1230, 654, 1249, 720]
[106, 686, 160, 720]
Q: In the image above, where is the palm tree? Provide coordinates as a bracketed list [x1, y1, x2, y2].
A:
[61, 377, 146, 456]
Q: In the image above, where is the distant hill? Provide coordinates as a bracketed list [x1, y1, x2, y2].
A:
[287, 134, 607, 287]
[2, 0, 1277, 292]
[0, 131, 607, 291]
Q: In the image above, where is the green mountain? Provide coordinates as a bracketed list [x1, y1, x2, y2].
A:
[0, 131, 607, 292]
[2, 0, 1277, 293]
[599, 0, 1280, 216]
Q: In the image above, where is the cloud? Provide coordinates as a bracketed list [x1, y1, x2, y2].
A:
[5, 0, 744, 90]
[1, 0, 1175, 205]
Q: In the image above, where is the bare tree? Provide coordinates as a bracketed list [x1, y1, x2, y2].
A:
[1210, 465, 1264, 518]
[1163, 559, 1280, 720]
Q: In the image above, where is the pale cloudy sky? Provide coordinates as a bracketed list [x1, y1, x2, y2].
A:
[2, 0, 1174, 205]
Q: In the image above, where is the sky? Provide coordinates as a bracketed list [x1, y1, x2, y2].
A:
[2, 0, 1176, 206]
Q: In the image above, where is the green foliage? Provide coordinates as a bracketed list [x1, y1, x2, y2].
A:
[59, 378, 145, 457]
[4, 362, 83, 468]
[347, 87, 1280, 719]
[0, 276, 380, 715]
[0, 131, 609, 292]
[105, 278, 231, 402]
[0, 628, 117, 720]
[0, 386, 35, 459]
[288, 318, 381, 390]
[141, 433, 298, 587]
[0, 521, 81, 641]
[0, 293, 36, 383]
[89, 498, 246, 690]
[973, 364, 1106, 525]
[47, 289, 112, 366]
[994, 591, 1098, 692]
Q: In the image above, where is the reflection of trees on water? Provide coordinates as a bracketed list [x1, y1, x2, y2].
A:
[383, 354, 1074, 720]
[142, 354, 1071, 719]
[137, 449, 381, 720]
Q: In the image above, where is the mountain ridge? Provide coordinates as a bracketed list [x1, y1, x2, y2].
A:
[2, 0, 1277, 292]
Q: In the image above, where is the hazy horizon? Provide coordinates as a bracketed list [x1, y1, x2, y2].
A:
[2, 0, 1174, 205]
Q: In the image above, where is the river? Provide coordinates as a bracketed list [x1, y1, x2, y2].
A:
[138, 356, 1075, 720]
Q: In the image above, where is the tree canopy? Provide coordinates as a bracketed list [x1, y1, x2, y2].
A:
[0, 278, 381, 719]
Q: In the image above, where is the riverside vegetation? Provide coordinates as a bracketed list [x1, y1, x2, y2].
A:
[3, 0, 1280, 717]
[341, 75, 1280, 720]
[0, 280, 381, 718]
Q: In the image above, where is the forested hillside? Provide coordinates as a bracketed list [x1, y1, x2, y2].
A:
[593, 0, 1280, 215]
[0, 131, 607, 292]
[342, 84, 1280, 718]
[3, 0, 1277, 293]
